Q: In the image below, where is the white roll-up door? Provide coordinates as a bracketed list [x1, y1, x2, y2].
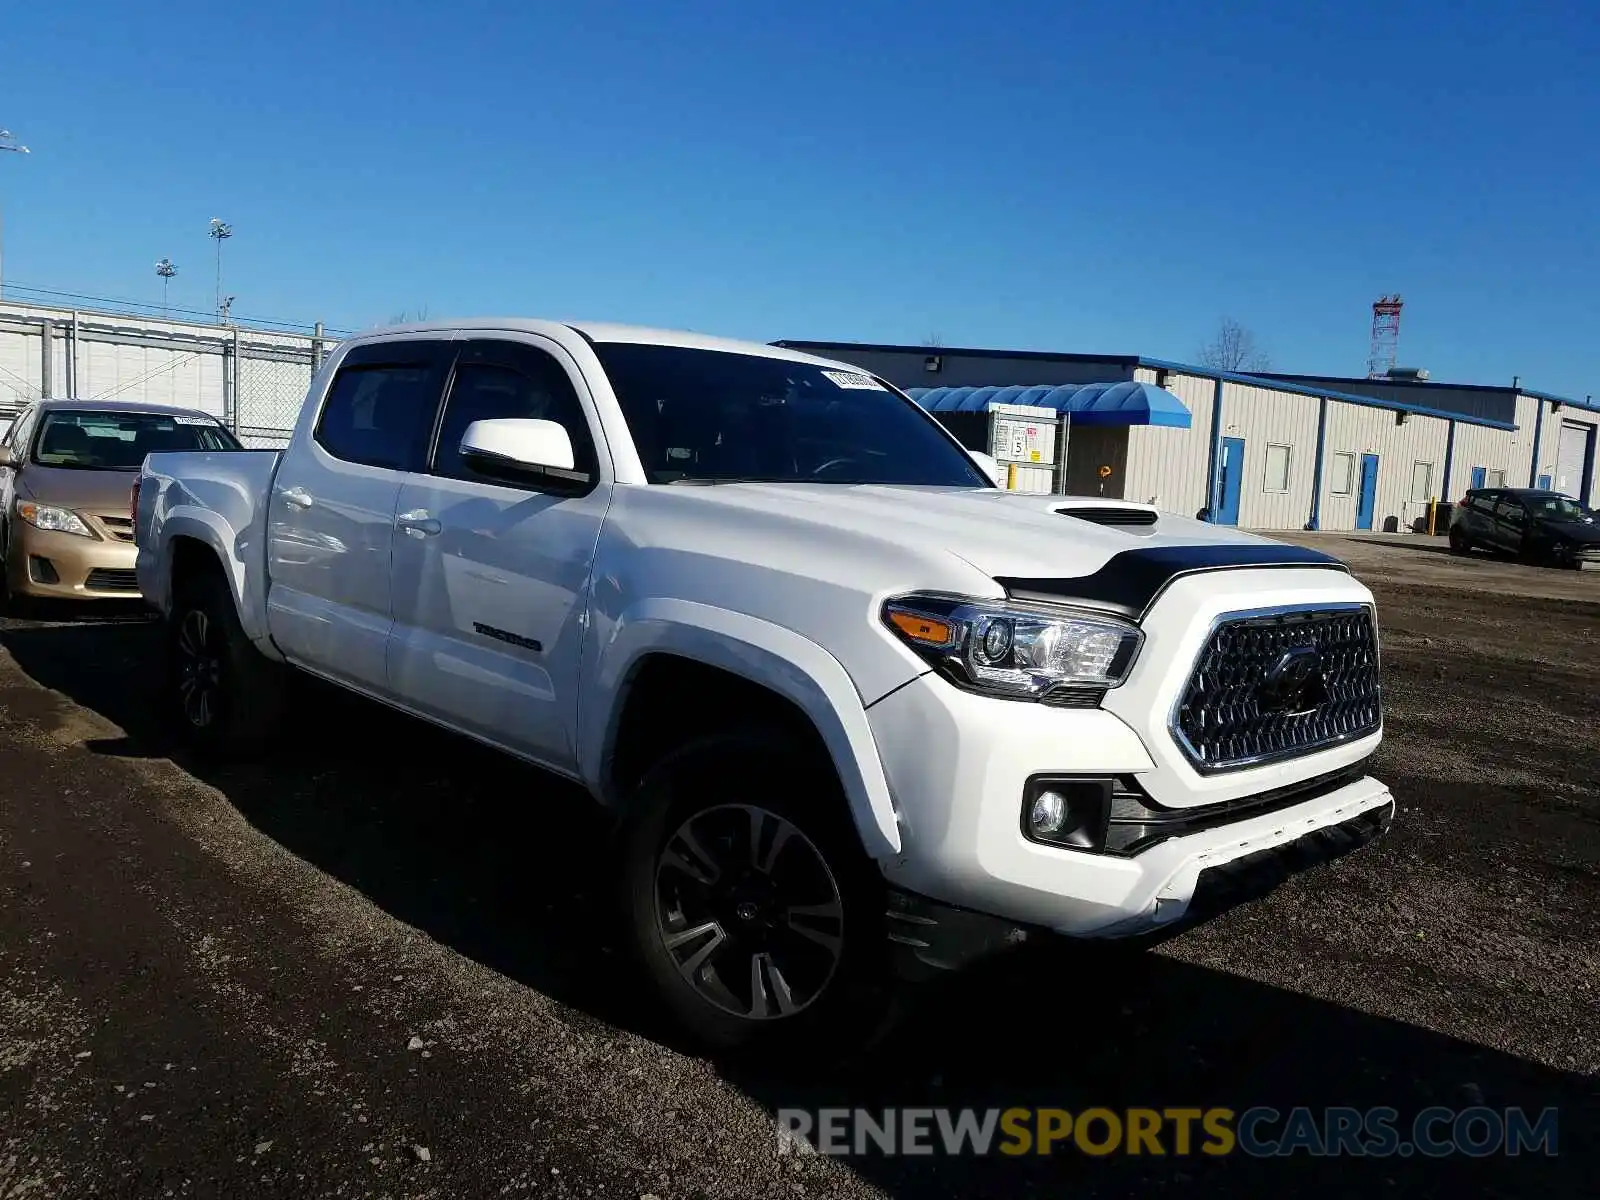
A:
[1554, 421, 1592, 500]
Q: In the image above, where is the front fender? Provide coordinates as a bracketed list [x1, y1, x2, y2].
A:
[581, 598, 905, 860]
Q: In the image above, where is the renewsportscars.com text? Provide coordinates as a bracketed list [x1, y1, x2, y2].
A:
[776, 1106, 1559, 1159]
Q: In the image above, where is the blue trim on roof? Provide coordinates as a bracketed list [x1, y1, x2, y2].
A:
[1519, 387, 1600, 414]
[906, 382, 1192, 428]
[770, 341, 1530, 430]
[1131, 357, 1520, 431]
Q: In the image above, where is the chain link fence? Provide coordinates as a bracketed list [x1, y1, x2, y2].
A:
[234, 345, 321, 447]
[0, 301, 337, 446]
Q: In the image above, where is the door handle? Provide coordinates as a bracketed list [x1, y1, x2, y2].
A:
[281, 486, 314, 510]
[396, 509, 442, 538]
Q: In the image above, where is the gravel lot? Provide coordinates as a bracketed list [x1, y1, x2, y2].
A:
[1, 539, 1595, 1198]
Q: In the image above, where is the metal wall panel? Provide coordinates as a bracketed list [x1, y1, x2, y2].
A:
[1448, 422, 1520, 498]
[0, 330, 43, 406]
[1260, 376, 1520, 423]
[0, 300, 319, 425]
[1216, 381, 1320, 530]
[1125, 368, 1215, 517]
[1320, 403, 1451, 532]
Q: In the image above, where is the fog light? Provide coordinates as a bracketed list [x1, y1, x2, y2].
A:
[1029, 791, 1068, 837]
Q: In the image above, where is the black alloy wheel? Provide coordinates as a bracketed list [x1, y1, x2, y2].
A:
[653, 802, 845, 1021]
[173, 604, 225, 730]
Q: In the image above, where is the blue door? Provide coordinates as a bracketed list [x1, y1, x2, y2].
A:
[1469, 466, 1486, 491]
[1537, 473, 1552, 491]
[1215, 437, 1245, 525]
[1356, 454, 1380, 530]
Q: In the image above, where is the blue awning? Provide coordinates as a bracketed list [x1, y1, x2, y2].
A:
[906, 382, 1192, 428]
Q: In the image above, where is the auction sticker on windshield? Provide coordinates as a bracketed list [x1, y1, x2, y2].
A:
[821, 370, 885, 391]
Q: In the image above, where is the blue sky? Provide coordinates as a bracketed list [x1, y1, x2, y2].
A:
[3, 0, 1597, 395]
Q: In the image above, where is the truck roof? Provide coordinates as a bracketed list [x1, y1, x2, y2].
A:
[346, 319, 863, 373]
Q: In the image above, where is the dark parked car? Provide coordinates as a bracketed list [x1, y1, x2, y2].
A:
[1449, 488, 1600, 568]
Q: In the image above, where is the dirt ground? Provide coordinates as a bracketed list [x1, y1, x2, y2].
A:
[0, 542, 1595, 1198]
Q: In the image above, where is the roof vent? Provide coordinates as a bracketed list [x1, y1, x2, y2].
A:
[1057, 506, 1159, 528]
[1386, 366, 1430, 381]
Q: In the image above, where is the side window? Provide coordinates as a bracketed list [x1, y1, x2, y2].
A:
[1263, 443, 1292, 493]
[6, 407, 38, 458]
[1330, 451, 1356, 495]
[431, 340, 597, 486]
[313, 342, 453, 471]
[1493, 497, 1524, 522]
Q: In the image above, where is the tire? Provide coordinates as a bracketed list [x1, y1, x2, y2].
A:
[165, 567, 285, 756]
[616, 729, 894, 1062]
[1447, 528, 1471, 555]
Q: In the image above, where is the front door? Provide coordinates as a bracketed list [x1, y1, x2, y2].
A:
[1215, 437, 1245, 525]
[265, 337, 456, 695]
[387, 336, 610, 773]
[1356, 454, 1380, 530]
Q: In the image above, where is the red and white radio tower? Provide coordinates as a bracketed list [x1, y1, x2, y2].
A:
[1366, 295, 1403, 379]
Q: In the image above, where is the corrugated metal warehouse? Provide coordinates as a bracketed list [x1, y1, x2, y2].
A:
[776, 341, 1600, 532]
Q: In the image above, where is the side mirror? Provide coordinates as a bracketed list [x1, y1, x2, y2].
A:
[969, 450, 1004, 487]
[458, 418, 584, 487]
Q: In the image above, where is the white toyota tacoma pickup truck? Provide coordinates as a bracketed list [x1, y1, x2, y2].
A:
[135, 320, 1393, 1053]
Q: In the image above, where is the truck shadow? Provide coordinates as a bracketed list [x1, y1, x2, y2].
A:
[0, 616, 1594, 1198]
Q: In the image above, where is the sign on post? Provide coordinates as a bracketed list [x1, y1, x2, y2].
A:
[986, 402, 1062, 493]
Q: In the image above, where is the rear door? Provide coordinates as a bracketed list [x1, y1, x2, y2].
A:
[265, 337, 456, 695]
[1459, 490, 1495, 541]
[387, 335, 610, 772]
[1490, 494, 1528, 553]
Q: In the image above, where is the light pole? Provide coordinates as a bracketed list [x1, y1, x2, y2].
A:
[208, 217, 233, 322]
[0, 128, 30, 301]
[155, 258, 177, 316]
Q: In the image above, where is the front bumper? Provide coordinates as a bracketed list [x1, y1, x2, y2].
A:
[884, 802, 1392, 977]
[863, 568, 1393, 941]
[6, 522, 141, 599]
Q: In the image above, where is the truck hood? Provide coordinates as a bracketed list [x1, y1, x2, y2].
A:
[657, 482, 1282, 580]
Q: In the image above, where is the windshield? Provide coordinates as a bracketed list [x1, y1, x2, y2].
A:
[591, 343, 990, 487]
[32, 410, 241, 470]
[1526, 494, 1589, 520]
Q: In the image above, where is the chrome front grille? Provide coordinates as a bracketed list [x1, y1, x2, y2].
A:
[1172, 606, 1381, 773]
[94, 514, 136, 542]
[84, 567, 140, 593]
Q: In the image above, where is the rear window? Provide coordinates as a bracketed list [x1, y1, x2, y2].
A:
[32, 410, 240, 470]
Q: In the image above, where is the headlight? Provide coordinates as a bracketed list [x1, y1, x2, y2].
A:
[15, 500, 93, 538]
[882, 593, 1143, 700]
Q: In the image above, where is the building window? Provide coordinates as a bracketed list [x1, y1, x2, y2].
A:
[1486, 468, 1507, 488]
[1410, 461, 1434, 503]
[1264, 443, 1292, 493]
[1330, 451, 1356, 495]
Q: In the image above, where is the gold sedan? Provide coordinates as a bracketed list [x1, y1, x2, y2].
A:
[0, 399, 241, 604]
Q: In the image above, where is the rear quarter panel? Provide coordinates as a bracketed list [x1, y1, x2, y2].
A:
[136, 450, 281, 648]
